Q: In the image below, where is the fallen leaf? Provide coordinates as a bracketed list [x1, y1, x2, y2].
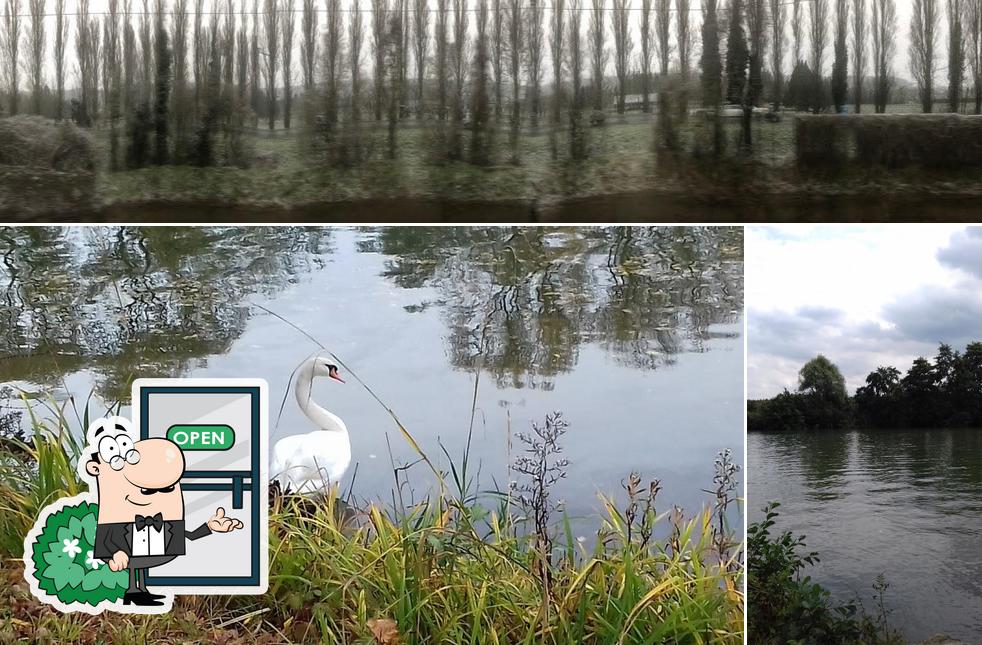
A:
[367, 618, 401, 644]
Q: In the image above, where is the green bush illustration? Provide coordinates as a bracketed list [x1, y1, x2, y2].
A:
[29, 501, 128, 606]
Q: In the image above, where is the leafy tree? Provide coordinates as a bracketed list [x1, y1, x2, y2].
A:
[797, 355, 851, 429]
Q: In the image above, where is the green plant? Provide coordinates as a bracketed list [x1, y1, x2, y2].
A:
[748, 502, 902, 644]
[28, 500, 129, 607]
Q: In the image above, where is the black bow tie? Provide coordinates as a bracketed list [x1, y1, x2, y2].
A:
[135, 513, 164, 531]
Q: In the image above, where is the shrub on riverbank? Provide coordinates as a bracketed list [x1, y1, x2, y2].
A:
[0, 398, 743, 643]
[0, 117, 96, 172]
[749, 502, 902, 645]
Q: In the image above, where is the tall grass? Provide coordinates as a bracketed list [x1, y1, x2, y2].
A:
[0, 397, 743, 643]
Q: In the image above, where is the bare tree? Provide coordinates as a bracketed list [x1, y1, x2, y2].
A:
[969, 0, 982, 112]
[911, 0, 940, 112]
[742, 0, 766, 147]
[173, 0, 190, 156]
[655, 0, 670, 78]
[810, 0, 830, 112]
[194, 0, 205, 113]
[655, 0, 674, 152]
[372, 0, 387, 120]
[385, 8, 400, 156]
[301, 0, 317, 92]
[2, 0, 21, 115]
[491, 0, 503, 117]
[526, 0, 543, 124]
[55, 0, 69, 119]
[792, 0, 802, 65]
[852, 0, 867, 112]
[324, 0, 342, 124]
[611, 0, 631, 113]
[677, 0, 692, 117]
[237, 1, 249, 102]
[769, 0, 785, 110]
[568, 0, 586, 157]
[871, 0, 896, 112]
[949, 0, 965, 111]
[223, 0, 236, 97]
[281, 0, 295, 128]
[589, 0, 605, 111]
[436, 0, 448, 119]
[153, 0, 170, 163]
[250, 0, 260, 121]
[831, 0, 848, 111]
[123, 1, 136, 117]
[506, 0, 522, 157]
[106, 0, 121, 167]
[700, 0, 723, 153]
[263, 0, 279, 128]
[141, 0, 153, 104]
[450, 0, 468, 153]
[549, 0, 565, 157]
[471, 0, 492, 162]
[76, 0, 98, 125]
[640, 0, 653, 113]
[412, 0, 428, 116]
[25, 0, 44, 114]
[350, 0, 364, 144]
[399, 0, 409, 109]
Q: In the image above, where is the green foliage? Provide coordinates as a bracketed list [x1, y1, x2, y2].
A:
[749, 502, 903, 645]
[751, 343, 982, 431]
[29, 501, 129, 606]
[856, 341, 982, 428]
[1, 399, 744, 641]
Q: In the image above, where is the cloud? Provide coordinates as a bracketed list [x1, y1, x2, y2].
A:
[882, 285, 982, 349]
[748, 226, 982, 399]
[937, 227, 982, 280]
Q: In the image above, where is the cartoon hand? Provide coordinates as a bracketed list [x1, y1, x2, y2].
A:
[108, 550, 129, 571]
[207, 507, 243, 533]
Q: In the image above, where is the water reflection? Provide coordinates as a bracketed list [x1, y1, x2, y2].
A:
[1, 226, 742, 398]
[750, 429, 982, 641]
[0, 226, 334, 400]
[359, 227, 743, 390]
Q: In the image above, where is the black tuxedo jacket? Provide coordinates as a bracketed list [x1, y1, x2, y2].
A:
[93, 519, 212, 559]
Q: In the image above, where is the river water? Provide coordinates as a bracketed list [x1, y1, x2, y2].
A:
[749, 429, 982, 642]
[1, 226, 743, 532]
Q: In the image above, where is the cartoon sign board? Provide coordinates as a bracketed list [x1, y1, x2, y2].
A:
[23, 378, 268, 614]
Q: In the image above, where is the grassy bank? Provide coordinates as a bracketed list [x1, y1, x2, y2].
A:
[0, 399, 743, 643]
[6, 108, 982, 221]
[749, 503, 902, 645]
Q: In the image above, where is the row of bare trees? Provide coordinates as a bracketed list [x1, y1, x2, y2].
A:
[2, 0, 981, 165]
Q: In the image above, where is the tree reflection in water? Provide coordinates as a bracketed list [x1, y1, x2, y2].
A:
[0, 226, 333, 401]
[0, 226, 742, 401]
[359, 226, 743, 390]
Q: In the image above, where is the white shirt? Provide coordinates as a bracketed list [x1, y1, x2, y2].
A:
[132, 522, 166, 557]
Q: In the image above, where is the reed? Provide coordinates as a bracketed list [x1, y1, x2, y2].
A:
[0, 397, 743, 643]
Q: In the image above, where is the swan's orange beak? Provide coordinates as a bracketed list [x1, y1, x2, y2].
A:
[329, 368, 345, 383]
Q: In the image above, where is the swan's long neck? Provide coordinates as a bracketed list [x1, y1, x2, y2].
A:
[295, 367, 348, 434]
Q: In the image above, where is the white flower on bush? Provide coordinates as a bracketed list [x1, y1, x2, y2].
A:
[61, 538, 81, 557]
[85, 550, 100, 569]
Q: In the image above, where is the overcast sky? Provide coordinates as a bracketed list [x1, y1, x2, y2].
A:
[747, 225, 982, 400]
[32, 0, 918, 84]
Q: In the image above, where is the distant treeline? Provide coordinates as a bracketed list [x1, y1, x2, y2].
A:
[748, 342, 982, 432]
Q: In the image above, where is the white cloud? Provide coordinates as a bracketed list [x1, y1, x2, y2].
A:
[748, 225, 982, 399]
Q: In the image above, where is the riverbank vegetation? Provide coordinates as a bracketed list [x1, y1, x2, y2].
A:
[3, 0, 982, 217]
[748, 502, 902, 645]
[748, 342, 982, 432]
[0, 397, 743, 642]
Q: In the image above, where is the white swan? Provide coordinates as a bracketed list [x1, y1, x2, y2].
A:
[272, 357, 350, 495]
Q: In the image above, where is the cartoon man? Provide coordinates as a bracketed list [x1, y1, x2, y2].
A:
[85, 418, 243, 607]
